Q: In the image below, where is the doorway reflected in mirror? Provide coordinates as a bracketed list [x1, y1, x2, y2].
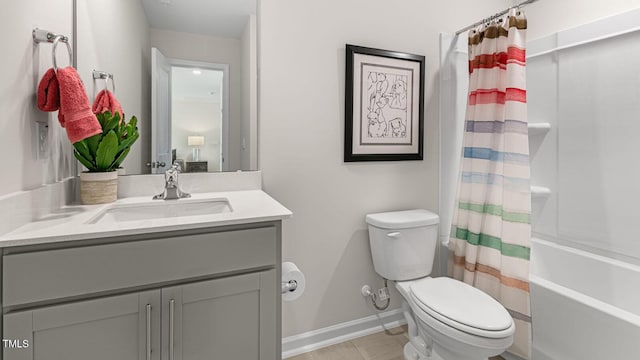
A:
[173, 67, 226, 172]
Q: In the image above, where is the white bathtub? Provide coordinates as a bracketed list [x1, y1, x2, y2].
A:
[530, 237, 640, 359]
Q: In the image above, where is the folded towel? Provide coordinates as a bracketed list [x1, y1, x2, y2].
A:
[37, 68, 60, 112]
[92, 89, 124, 119]
[56, 67, 102, 143]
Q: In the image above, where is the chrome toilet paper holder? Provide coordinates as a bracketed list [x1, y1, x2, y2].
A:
[282, 280, 298, 293]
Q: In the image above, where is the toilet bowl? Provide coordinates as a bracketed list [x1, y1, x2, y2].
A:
[397, 277, 514, 360]
[366, 210, 515, 360]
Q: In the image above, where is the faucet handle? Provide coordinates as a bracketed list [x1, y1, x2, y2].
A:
[154, 162, 190, 200]
[171, 161, 182, 172]
[165, 165, 179, 185]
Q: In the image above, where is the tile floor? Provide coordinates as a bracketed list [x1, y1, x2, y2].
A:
[287, 326, 505, 360]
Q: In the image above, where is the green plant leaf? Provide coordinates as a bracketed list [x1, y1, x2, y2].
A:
[96, 112, 109, 128]
[112, 147, 130, 169]
[115, 117, 125, 138]
[128, 116, 138, 129]
[103, 112, 120, 134]
[73, 146, 95, 170]
[85, 133, 102, 157]
[74, 150, 95, 170]
[73, 141, 92, 164]
[95, 130, 118, 171]
[117, 131, 139, 153]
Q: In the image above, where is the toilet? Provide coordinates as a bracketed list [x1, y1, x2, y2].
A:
[366, 209, 515, 360]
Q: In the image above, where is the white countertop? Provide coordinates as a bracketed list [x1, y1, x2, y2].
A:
[0, 190, 292, 248]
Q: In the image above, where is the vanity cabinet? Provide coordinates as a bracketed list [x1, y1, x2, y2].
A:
[1, 223, 281, 360]
[4, 290, 161, 360]
[162, 271, 276, 360]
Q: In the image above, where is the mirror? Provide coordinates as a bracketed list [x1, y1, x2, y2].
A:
[75, 0, 257, 174]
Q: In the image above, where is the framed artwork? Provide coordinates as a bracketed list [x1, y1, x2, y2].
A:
[344, 44, 425, 162]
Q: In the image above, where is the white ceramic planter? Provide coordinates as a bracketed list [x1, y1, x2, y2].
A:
[80, 171, 118, 205]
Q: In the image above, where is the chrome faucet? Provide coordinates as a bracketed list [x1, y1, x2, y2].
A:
[153, 163, 191, 200]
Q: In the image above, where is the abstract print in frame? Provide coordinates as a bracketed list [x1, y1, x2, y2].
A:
[345, 44, 425, 162]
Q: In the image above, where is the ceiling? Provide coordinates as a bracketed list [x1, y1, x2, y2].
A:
[172, 66, 223, 102]
[141, 0, 256, 38]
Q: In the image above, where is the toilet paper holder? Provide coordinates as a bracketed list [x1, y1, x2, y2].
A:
[281, 261, 305, 301]
[282, 280, 298, 293]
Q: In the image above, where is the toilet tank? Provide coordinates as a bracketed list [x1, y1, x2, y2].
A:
[366, 209, 440, 281]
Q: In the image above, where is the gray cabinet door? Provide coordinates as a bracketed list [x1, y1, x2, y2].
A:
[3, 290, 161, 360]
[162, 270, 277, 360]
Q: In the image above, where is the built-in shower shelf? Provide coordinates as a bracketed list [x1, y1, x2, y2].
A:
[531, 186, 551, 197]
[528, 122, 551, 136]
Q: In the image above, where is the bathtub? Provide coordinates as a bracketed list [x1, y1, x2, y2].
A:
[530, 237, 640, 359]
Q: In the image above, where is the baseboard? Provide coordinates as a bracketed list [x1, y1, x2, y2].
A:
[282, 308, 406, 358]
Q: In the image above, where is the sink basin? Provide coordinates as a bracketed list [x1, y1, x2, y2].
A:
[88, 198, 232, 224]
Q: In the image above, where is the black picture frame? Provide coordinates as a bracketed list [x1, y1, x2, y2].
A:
[344, 44, 425, 162]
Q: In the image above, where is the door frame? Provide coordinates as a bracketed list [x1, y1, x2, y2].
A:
[151, 47, 172, 174]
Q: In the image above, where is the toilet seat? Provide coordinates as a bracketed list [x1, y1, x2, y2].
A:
[408, 277, 514, 338]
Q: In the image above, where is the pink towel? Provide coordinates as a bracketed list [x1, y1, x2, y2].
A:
[92, 89, 124, 119]
[37, 68, 60, 112]
[56, 67, 102, 143]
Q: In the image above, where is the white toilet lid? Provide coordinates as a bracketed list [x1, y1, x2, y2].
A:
[409, 277, 514, 337]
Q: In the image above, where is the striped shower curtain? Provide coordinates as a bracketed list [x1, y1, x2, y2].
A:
[448, 10, 531, 359]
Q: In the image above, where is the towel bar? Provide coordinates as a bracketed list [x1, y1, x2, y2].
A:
[32, 28, 72, 72]
[92, 70, 116, 97]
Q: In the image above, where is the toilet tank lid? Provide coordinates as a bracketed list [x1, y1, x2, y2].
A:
[366, 209, 439, 229]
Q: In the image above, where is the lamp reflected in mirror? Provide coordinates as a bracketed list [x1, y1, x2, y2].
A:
[188, 135, 205, 161]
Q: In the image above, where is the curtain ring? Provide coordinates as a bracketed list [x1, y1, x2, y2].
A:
[52, 35, 73, 72]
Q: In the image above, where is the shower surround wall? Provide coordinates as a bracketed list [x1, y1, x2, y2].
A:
[526, 9, 640, 358]
[527, 8, 640, 263]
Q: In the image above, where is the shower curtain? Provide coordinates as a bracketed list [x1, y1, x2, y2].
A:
[448, 10, 531, 359]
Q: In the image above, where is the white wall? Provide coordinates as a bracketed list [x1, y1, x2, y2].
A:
[172, 98, 222, 171]
[0, 0, 75, 197]
[76, 0, 151, 175]
[151, 29, 243, 171]
[259, 0, 507, 337]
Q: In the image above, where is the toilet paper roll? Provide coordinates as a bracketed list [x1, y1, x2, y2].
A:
[282, 261, 306, 302]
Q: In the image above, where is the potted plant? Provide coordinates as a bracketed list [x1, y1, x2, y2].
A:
[72, 111, 139, 204]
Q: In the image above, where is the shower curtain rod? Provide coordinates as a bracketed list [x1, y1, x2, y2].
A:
[455, 0, 540, 35]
